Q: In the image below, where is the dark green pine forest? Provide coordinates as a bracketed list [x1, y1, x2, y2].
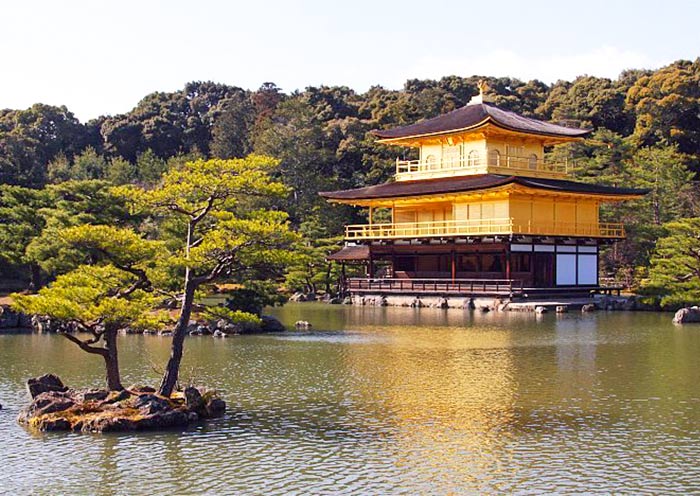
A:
[2, 59, 700, 307]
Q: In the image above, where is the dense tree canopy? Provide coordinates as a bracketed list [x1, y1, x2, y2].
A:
[626, 60, 700, 159]
[0, 104, 93, 187]
[3, 61, 699, 193]
[542, 76, 631, 133]
[642, 218, 700, 308]
[1, 59, 700, 295]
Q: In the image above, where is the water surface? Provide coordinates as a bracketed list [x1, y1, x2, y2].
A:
[1, 304, 698, 494]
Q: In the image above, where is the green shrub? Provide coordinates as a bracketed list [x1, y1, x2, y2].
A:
[204, 306, 262, 330]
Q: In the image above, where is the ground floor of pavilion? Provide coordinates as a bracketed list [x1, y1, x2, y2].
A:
[330, 236, 617, 298]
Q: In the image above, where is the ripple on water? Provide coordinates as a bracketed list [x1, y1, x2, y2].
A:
[1, 308, 700, 494]
[270, 330, 391, 344]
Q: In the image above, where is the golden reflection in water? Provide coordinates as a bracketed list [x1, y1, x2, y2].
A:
[553, 316, 597, 401]
[5, 308, 700, 494]
[345, 312, 520, 490]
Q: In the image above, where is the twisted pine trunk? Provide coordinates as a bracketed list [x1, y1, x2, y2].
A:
[158, 281, 196, 397]
[103, 325, 123, 391]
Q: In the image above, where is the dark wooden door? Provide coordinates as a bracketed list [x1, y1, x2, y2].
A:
[533, 253, 554, 287]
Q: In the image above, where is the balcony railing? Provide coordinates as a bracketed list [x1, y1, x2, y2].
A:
[395, 154, 570, 180]
[345, 218, 625, 240]
[348, 278, 524, 296]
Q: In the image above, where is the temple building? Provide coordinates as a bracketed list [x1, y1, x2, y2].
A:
[320, 87, 646, 299]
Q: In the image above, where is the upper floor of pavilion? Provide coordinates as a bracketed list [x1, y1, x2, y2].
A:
[373, 86, 590, 182]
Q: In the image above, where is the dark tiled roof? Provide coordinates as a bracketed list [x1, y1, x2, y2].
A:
[326, 245, 370, 261]
[373, 103, 591, 140]
[319, 174, 647, 201]
[516, 177, 646, 195]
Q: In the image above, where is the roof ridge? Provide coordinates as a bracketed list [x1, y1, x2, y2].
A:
[373, 102, 590, 140]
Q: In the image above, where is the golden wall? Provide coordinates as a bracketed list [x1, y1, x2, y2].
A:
[418, 137, 488, 165]
[392, 194, 600, 229]
[483, 138, 544, 162]
[416, 136, 544, 166]
[395, 205, 454, 223]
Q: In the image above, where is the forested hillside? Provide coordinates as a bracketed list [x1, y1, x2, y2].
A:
[1, 59, 699, 303]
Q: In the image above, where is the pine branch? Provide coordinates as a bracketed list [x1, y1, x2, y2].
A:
[60, 332, 107, 356]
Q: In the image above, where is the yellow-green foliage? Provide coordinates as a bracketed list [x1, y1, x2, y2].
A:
[24, 180, 134, 276]
[204, 306, 262, 327]
[114, 155, 289, 218]
[61, 224, 164, 266]
[12, 264, 168, 329]
[106, 156, 300, 395]
[112, 156, 299, 286]
[59, 223, 172, 294]
[188, 211, 299, 270]
[13, 223, 173, 330]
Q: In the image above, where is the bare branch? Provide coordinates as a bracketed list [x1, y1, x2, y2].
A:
[77, 245, 153, 297]
[155, 288, 179, 300]
[191, 239, 260, 286]
[190, 237, 205, 249]
[60, 332, 107, 356]
[192, 195, 216, 225]
[165, 203, 195, 217]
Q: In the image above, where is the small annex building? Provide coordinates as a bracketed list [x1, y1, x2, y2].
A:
[320, 87, 646, 300]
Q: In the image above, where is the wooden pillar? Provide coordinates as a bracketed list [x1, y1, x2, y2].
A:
[451, 249, 456, 282]
[597, 244, 600, 288]
[505, 246, 511, 280]
[369, 206, 373, 226]
[368, 251, 374, 278]
[340, 262, 347, 296]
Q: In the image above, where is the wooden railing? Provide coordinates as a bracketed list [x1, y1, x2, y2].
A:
[347, 218, 513, 239]
[396, 155, 570, 180]
[345, 218, 625, 239]
[348, 277, 524, 295]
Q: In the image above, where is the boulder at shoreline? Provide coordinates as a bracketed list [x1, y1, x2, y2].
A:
[0, 305, 32, 331]
[673, 306, 700, 324]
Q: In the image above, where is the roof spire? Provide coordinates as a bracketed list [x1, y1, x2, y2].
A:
[467, 80, 489, 106]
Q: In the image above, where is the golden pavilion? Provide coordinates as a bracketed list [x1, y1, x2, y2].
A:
[321, 87, 645, 298]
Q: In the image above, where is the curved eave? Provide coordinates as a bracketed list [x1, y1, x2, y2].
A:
[374, 117, 492, 144]
[323, 190, 645, 208]
[320, 176, 647, 207]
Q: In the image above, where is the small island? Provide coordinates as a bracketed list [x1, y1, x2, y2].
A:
[19, 374, 225, 432]
[10, 156, 298, 431]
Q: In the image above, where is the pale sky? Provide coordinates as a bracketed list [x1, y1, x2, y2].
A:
[1, 0, 698, 122]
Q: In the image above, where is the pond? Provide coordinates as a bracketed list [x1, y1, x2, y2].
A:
[1, 304, 699, 494]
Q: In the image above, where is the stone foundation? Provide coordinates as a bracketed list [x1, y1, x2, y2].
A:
[351, 294, 502, 310]
[349, 293, 638, 312]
